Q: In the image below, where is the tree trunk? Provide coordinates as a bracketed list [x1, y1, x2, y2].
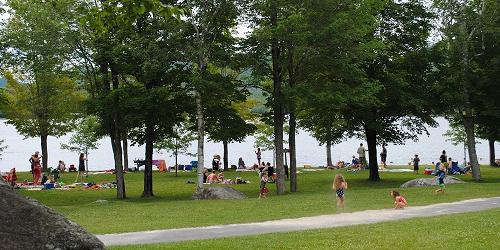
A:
[463, 113, 481, 180]
[223, 140, 229, 171]
[271, 8, 285, 195]
[287, 40, 297, 193]
[460, 21, 481, 181]
[110, 64, 126, 199]
[110, 134, 126, 199]
[85, 149, 89, 176]
[122, 132, 129, 172]
[175, 150, 178, 177]
[326, 140, 333, 167]
[195, 90, 205, 192]
[365, 128, 380, 181]
[489, 138, 496, 166]
[40, 134, 48, 171]
[289, 109, 297, 192]
[142, 118, 154, 197]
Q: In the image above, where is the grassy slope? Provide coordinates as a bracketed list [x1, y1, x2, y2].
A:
[110, 208, 500, 250]
[14, 166, 500, 234]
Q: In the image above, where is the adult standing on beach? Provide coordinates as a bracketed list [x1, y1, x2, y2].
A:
[255, 148, 262, 165]
[440, 150, 447, 164]
[75, 153, 87, 182]
[30, 151, 42, 184]
[380, 144, 387, 168]
[357, 143, 367, 167]
[29, 151, 41, 174]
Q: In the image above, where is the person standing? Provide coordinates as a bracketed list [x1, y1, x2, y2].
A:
[29, 151, 42, 184]
[357, 143, 367, 168]
[413, 154, 420, 174]
[259, 171, 269, 199]
[439, 150, 447, 164]
[255, 148, 262, 165]
[212, 155, 220, 171]
[332, 174, 348, 209]
[435, 165, 446, 193]
[75, 153, 87, 182]
[380, 144, 387, 168]
[29, 151, 41, 174]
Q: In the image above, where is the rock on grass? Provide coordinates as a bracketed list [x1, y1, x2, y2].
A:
[400, 176, 466, 188]
[192, 186, 247, 200]
[0, 178, 104, 249]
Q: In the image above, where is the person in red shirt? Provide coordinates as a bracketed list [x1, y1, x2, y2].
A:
[391, 190, 408, 209]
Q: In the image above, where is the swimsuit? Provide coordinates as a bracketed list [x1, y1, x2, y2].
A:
[336, 188, 344, 198]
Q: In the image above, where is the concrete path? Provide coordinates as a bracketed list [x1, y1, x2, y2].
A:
[98, 197, 500, 246]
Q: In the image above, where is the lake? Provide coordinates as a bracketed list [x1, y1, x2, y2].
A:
[0, 118, 498, 172]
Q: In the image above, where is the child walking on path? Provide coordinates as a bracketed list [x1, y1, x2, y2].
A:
[259, 171, 269, 199]
[332, 174, 348, 209]
[391, 190, 408, 209]
[435, 165, 446, 193]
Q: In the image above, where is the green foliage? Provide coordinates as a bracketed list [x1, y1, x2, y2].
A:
[2, 72, 84, 138]
[61, 115, 102, 153]
[443, 120, 467, 146]
[155, 122, 196, 157]
[0, 139, 7, 159]
[253, 122, 288, 151]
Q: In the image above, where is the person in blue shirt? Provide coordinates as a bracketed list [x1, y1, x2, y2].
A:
[435, 165, 446, 193]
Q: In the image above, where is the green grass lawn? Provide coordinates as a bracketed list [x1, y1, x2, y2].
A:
[14, 166, 500, 234]
[109, 208, 500, 249]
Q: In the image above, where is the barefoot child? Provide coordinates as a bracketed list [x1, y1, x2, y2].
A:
[391, 190, 408, 209]
[435, 165, 446, 193]
[259, 171, 269, 199]
[332, 174, 348, 209]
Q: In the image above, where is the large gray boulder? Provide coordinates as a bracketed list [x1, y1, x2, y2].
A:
[400, 176, 466, 188]
[0, 178, 104, 250]
[192, 186, 247, 200]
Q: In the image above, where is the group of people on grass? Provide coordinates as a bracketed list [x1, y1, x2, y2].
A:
[23, 151, 87, 185]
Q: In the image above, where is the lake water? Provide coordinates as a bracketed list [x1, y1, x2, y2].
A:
[0, 118, 498, 172]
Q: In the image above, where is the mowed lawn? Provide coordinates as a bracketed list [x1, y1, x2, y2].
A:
[110, 208, 500, 250]
[14, 166, 500, 234]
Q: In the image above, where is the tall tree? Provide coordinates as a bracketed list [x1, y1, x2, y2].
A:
[433, 0, 499, 179]
[300, 0, 436, 181]
[1, 0, 85, 170]
[181, 0, 238, 192]
[245, 0, 293, 194]
[84, 0, 183, 198]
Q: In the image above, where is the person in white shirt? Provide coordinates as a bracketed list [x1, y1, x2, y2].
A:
[357, 143, 367, 167]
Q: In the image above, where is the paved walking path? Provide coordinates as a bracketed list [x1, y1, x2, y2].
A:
[98, 197, 500, 246]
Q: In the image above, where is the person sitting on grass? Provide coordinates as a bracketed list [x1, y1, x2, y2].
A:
[6, 168, 18, 187]
[207, 171, 220, 184]
[217, 171, 225, 182]
[259, 171, 269, 199]
[391, 190, 408, 209]
[336, 161, 345, 169]
[332, 174, 348, 209]
[435, 165, 446, 194]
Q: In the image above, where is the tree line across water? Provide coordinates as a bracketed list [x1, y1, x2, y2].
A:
[0, 0, 498, 199]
